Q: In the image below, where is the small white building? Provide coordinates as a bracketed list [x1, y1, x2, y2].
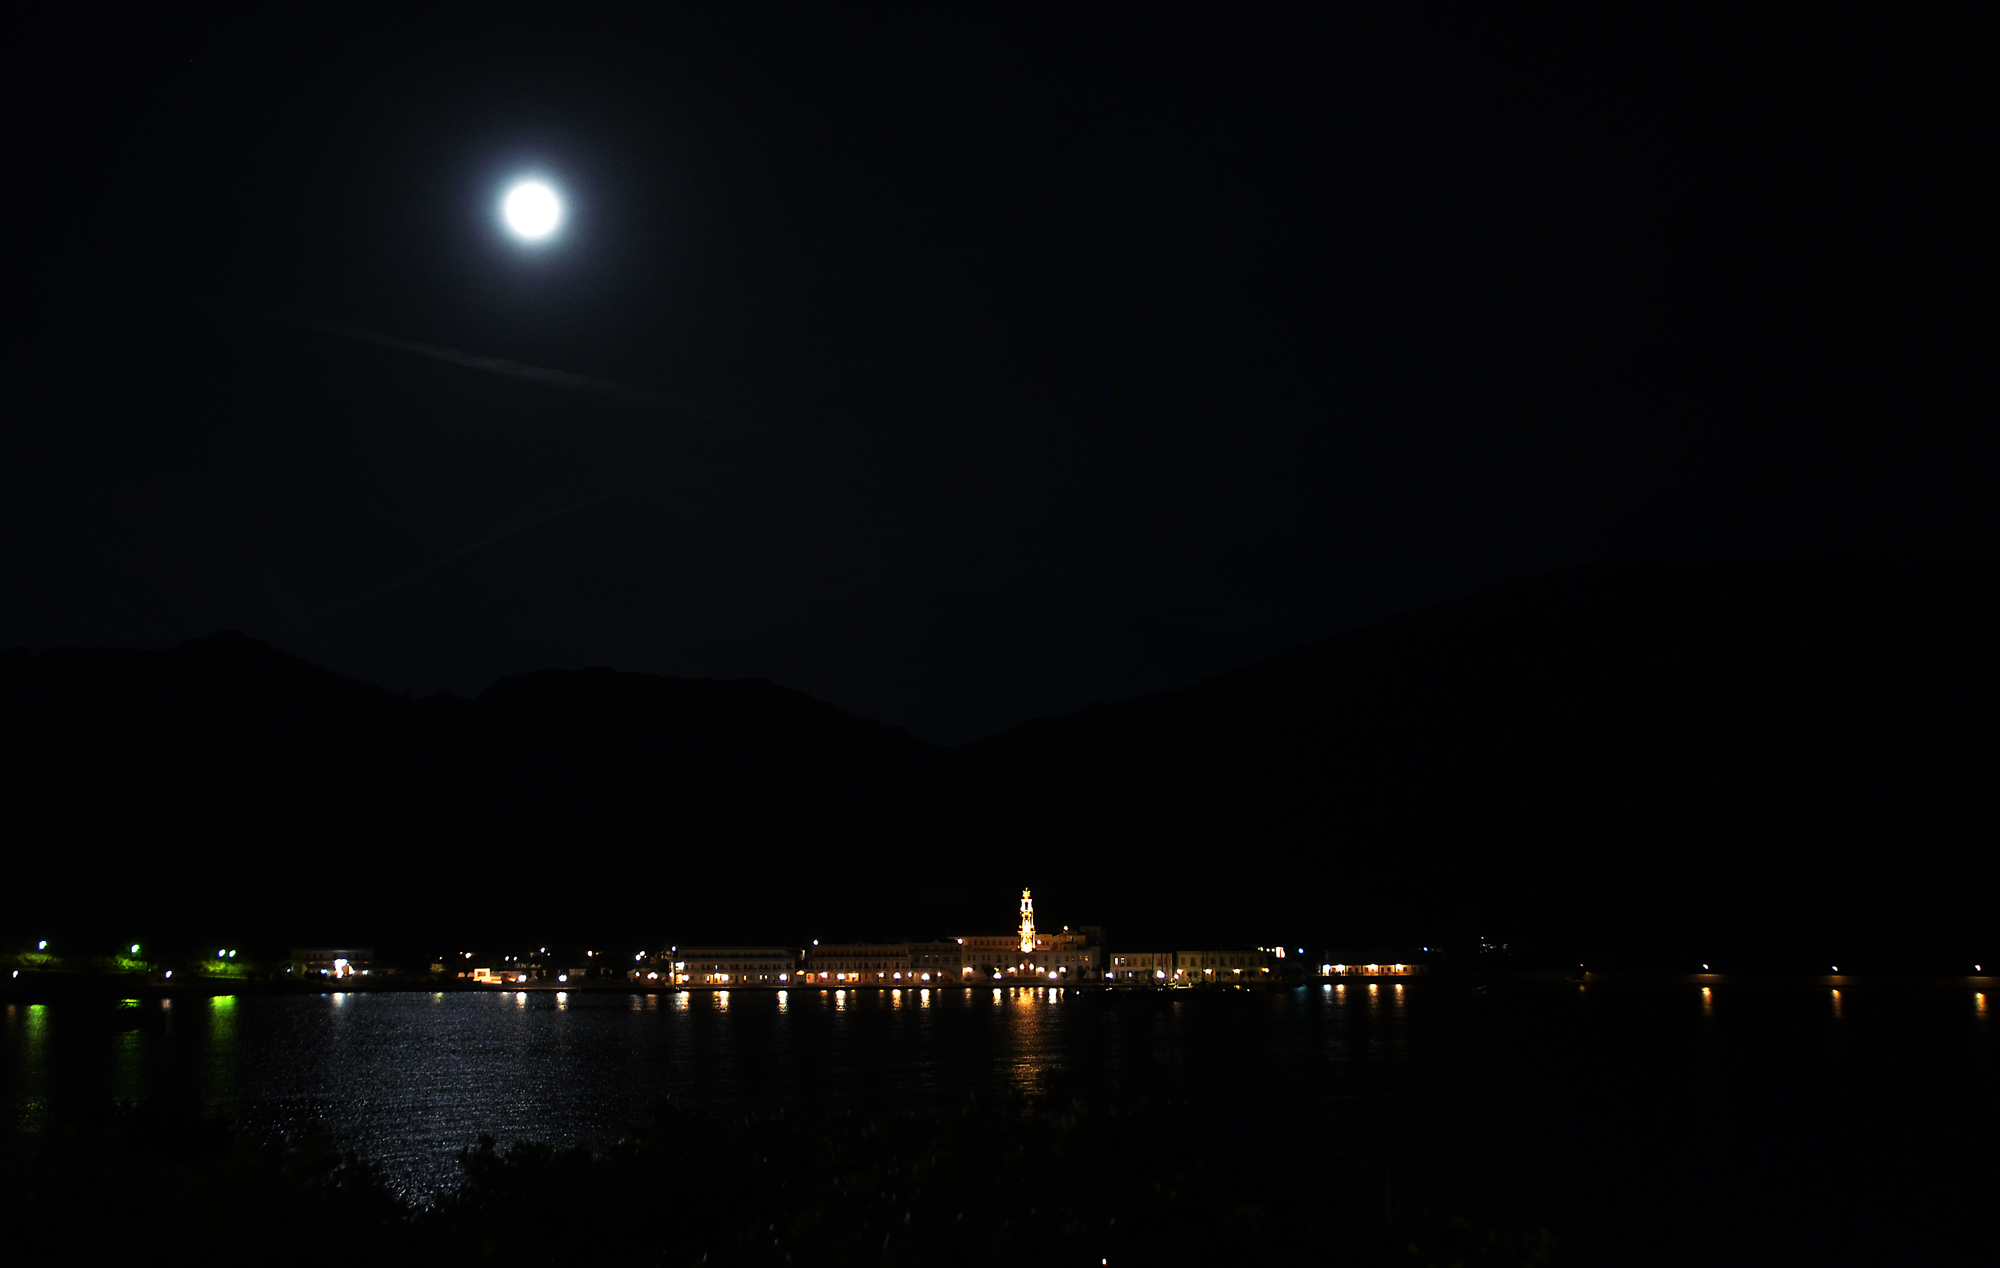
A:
[290, 947, 373, 979]
[1320, 960, 1425, 977]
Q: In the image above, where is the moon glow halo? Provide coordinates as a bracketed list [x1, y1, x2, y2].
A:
[502, 180, 563, 241]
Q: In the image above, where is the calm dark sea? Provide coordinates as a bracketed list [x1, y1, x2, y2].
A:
[4, 979, 1994, 1265]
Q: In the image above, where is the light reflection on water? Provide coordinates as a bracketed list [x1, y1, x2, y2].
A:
[7, 980, 1985, 1218]
[206, 997, 238, 1105]
[109, 1017, 145, 1106]
[10, 1005, 50, 1133]
[0, 986, 1408, 1198]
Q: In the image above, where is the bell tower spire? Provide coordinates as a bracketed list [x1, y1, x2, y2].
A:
[1019, 888, 1036, 954]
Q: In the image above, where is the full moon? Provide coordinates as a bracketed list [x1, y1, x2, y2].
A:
[501, 180, 563, 241]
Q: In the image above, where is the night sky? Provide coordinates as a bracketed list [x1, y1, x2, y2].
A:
[10, 12, 1984, 741]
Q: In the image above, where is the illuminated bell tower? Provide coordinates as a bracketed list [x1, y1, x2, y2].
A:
[1019, 888, 1036, 954]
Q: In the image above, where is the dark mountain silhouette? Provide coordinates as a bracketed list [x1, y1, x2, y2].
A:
[3, 635, 936, 950]
[959, 555, 1997, 967]
[5, 555, 1993, 969]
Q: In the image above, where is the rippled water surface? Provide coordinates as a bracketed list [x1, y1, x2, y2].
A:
[3, 984, 1419, 1197]
[4, 979, 1995, 1265]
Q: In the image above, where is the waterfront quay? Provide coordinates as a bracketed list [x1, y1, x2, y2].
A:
[3, 889, 1425, 997]
[629, 891, 1426, 990]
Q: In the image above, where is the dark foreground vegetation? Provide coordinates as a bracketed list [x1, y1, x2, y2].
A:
[0, 1095, 1554, 1267]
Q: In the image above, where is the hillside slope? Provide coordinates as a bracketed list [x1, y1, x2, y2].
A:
[961, 556, 1997, 965]
[6, 556, 1993, 967]
[2, 634, 934, 947]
